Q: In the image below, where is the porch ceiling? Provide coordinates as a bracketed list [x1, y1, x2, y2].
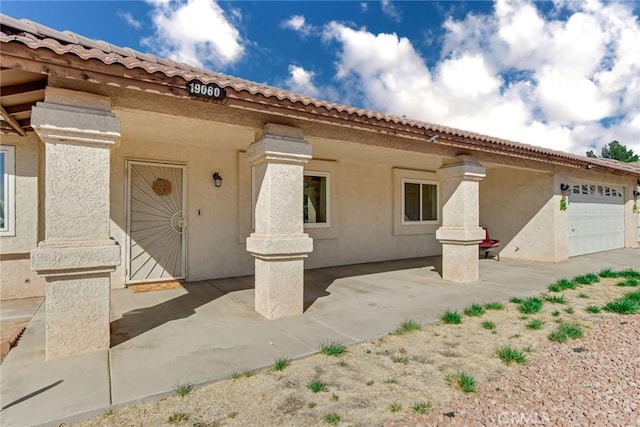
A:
[0, 68, 46, 136]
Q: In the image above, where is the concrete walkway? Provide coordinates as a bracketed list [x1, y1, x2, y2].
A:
[1, 249, 638, 426]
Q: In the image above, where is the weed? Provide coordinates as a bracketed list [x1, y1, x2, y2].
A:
[496, 346, 527, 365]
[307, 380, 329, 393]
[523, 345, 534, 353]
[337, 360, 348, 368]
[485, 302, 504, 310]
[308, 402, 317, 409]
[509, 297, 523, 304]
[552, 310, 561, 317]
[549, 323, 583, 342]
[448, 371, 477, 393]
[231, 372, 241, 380]
[227, 412, 238, 419]
[519, 297, 543, 314]
[384, 378, 398, 384]
[564, 307, 575, 314]
[331, 393, 339, 401]
[585, 305, 602, 314]
[365, 349, 371, 354]
[464, 303, 486, 317]
[412, 401, 432, 415]
[617, 278, 640, 287]
[274, 358, 290, 371]
[526, 319, 545, 330]
[482, 321, 496, 330]
[519, 315, 529, 320]
[366, 380, 374, 386]
[174, 382, 194, 397]
[103, 409, 114, 418]
[243, 370, 256, 378]
[320, 341, 347, 357]
[578, 293, 590, 299]
[544, 294, 567, 304]
[510, 333, 522, 339]
[398, 347, 407, 354]
[390, 402, 402, 413]
[598, 268, 620, 278]
[168, 413, 189, 424]
[394, 319, 422, 334]
[573, 273, 600, 285]
[323, 412, 341, 425]
[440, 311, 462, 324]
[391, 355, 409, 365]
[625, 290, 640, 302]
[548, 279, 576, 292]
[619, 269, 640, 279]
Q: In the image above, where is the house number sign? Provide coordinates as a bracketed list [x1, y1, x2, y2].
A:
[186, 80, 226, 100]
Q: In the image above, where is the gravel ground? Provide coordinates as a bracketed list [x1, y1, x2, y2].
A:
[391, 314, 640, 427]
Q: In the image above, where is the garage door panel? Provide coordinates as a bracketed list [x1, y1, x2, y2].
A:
[568, 183, 624, 257]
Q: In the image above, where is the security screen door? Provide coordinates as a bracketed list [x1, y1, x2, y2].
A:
[126, 161, 186, 283]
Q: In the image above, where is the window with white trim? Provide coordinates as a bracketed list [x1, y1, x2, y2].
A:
[0, 145, 16, 236]
[402, 179, 438, 224]
[303, 172, 329, 227]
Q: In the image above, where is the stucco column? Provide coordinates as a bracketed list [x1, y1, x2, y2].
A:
[246, 124, 313, 319]
[30, 88, 120, 360]
[436, 155, 486, 282]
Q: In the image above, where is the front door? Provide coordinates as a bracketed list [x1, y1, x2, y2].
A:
[126, 161, 186, 283]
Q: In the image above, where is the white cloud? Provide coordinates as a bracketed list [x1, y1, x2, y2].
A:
[143, 0, 244, 68]
[281, 15, 314, 36]
[286, 65, 321, 97]
[381, 0, 401, 22]
[320, 0, 640, 156]
[119, 11, 142, 29]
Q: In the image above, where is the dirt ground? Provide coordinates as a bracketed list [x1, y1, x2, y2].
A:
[74, 274, 638, 427]
[0, 321, 26, 364]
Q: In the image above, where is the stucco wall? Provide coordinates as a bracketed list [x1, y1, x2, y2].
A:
[480, 165, 639, 264]
[480, 167, 560, 262]
[0, 133, 45, 299]
[110, 112, 446, 287]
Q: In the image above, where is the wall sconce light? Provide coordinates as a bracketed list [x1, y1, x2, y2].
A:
[213, 172, 223, 188]
[560, 183, 570, 192]
[633, 186, 640, 197]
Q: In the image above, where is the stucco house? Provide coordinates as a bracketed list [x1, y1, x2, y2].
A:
[1, 15, 639, 359]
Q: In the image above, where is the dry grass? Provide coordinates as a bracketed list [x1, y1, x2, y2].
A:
[74, 276, 632, 426]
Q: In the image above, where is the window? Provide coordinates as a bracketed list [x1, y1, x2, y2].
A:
[303, 172, 329, 227]
[402, 179, 438, 224]
[0, 145, 15, 236]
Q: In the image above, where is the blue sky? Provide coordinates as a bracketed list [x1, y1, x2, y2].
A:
[3, 1, 640, 156]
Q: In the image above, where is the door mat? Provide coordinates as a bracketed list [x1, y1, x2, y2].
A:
[130, 281, 184, 293]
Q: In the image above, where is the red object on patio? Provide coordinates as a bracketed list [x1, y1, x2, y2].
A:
[479, 227, 500, 259]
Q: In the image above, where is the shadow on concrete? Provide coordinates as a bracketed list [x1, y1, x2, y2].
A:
[110, 283, 223, 347]
[110, 256, 441, 346]
[0, 380, 64, 412]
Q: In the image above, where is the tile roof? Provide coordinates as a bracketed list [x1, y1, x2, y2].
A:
[1, 14, 639, 177]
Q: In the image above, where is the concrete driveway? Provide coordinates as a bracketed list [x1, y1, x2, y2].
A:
[0, 249, 638, 426]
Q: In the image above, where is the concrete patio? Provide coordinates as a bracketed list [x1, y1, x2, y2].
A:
[1, 249, 638, 426]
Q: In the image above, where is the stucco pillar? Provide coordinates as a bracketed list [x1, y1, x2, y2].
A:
[436, 155, 486, 282]
[246, 124, 313, 319]
[30, 88, 120, 360]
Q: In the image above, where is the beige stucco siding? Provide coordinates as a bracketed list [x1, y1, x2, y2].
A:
[110, 112, 447, 287]
[0, 133, 45, 299]
[480, 167, 561, 262]
[480, 165, 638, 264]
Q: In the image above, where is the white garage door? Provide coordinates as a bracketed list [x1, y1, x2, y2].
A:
[568, 183, 624, 257]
